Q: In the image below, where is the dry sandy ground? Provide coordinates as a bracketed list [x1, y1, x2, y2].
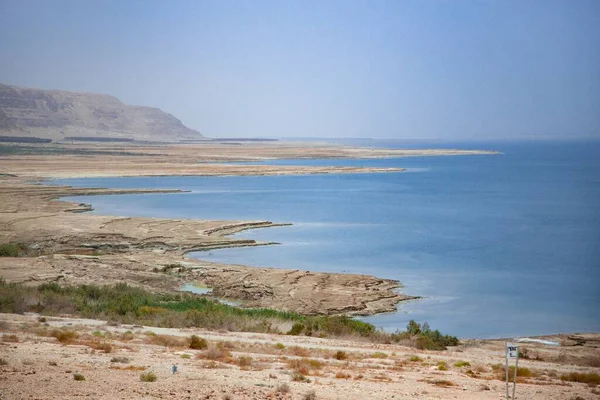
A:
[1, 313, 598, 400]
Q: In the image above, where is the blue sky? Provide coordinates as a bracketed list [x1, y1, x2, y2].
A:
[0, 0, 598, 139]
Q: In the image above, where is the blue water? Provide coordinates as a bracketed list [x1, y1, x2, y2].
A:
[56, 140, 600, 338]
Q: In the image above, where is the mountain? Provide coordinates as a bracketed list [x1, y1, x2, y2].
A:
[0, 84, 203, 142]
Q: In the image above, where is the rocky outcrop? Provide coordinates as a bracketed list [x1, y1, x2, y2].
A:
[0, 83, 203, 142]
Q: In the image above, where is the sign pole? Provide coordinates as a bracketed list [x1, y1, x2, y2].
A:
[512, 351, 519, 399]
[505, 342, 509, 400]
[505, 342, 518, 399]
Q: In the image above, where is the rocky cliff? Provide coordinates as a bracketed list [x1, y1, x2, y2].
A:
[0, 84, 203, 142]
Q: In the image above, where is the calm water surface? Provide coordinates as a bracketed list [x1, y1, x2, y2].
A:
[57, 140, 600, 338]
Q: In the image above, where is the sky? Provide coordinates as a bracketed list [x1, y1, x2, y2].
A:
[0, 0, 599, 139]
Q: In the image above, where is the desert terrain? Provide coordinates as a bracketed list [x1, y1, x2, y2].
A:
[1, 313, 599, 400]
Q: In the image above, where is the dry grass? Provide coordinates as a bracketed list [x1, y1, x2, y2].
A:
[303, 390, 317, 400]
[422, 379, 456, 387]
[290, 346, 311, 357]
[560, 372, 600, 385]
[110, 356, 130, 363]
[236, 356, 253, 368]
[437, 361, 448, 371]
[1, 334, 19, 343]
[197, 344, 232, 361]
[275, 383, 290, 394]
[292, 371, 311, 383]
[147, 334, 187, 348]
[51, 329, 78, 344]
[110, 365, 147, 371]
[408, 355, 423, 362]
[335, 371, 352, 379]
[84, 340, 113, 353]
[371, 352, 388, 359]
[287, 358, 324, 376]
[472, 363, 489, 373]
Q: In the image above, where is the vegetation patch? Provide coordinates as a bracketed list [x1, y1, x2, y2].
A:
[51, 329, 78, 344]
[140, 371, 157, 382]
[0, 243, 31, 257]
[421, 379, 456, 387]
[560, 372, 600, 385]
[189, 335, 208, 350]
[73, 373, 86, 381]
[454, 361, 471, 368]
[0, 280, 458, 347]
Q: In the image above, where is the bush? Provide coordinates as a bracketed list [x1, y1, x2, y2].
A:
[560, 372, 600, 385]
[73, 373, 86, 381]
[303, 390, 317, 400]
[0, 243, 24, 257]
[454, 361, 471, 368]
[0, 281, 459, 349]
[140, 372, 157, 382]
[334, 350, 347, 360]
[189, 335, 208, 350]
[110, 356, 130, 363]
[274, 343, 285, 350]
[276, 383, 290, 394]
[203, 344, 231, 361]
[438, 361, 448, 371]
[371, 352, 387, 359]
[288, 322, 304, 336]
[292, 371, 310, 382]
[237, 356, 252, 367]
[51, 329, 78, 344]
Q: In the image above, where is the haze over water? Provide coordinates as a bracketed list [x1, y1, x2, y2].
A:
[59, 140, 600, 338]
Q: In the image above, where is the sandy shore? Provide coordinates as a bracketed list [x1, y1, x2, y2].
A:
[1, 313, 598, 400]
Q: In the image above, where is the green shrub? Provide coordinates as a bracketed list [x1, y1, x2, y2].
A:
[454, 361, 471, 368]
[73, 373, 86, 381]
[140, 372, 157, 382]
[0, 243, 23, 257]
[0, 281, 457, 348]
[438, 361, 448, 370]
[274, 343, 285, 350]
[288, 322, 304, 335]
[189, 335, 207, 350]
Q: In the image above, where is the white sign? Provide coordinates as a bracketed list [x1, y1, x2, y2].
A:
[506, 342, 518, 358]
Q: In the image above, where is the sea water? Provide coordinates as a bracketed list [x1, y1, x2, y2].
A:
[57, 140, 600, 338]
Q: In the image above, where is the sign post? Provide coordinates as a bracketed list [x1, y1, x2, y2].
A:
[505, 342, 519, 399]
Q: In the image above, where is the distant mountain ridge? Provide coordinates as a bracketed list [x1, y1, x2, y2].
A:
[0, 84, 203, 142]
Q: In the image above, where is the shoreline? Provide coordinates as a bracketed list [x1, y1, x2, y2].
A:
[0, 142, 499, 318]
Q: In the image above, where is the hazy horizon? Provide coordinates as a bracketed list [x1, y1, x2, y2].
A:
[1, 0, 598, 140]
